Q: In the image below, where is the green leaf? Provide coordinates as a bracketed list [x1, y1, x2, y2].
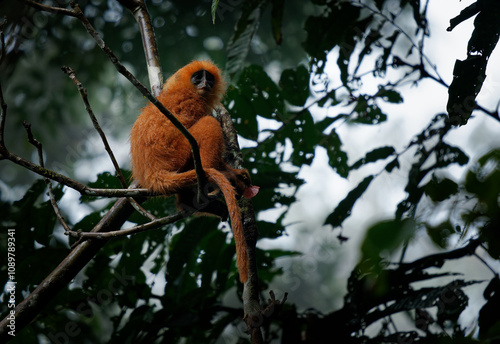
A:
[435, 143, 469, 168]
[361, 219, 415, 261]
[385, 157, 400, 172]
[224, 85, 259, 140]
[325, 175, 374, 228]
[377, 88, 403, 103]
[465, 149, 500, 207]
[280, 110, 317, 165]
[166, 217, 217, 283]
[425, 221, 456, 249]
[317, 90, 340, 108]
[351, 95, 387, 125]
[279, 65, 310, 106]
[303, 2, 367, 73]
[323, 130, 349, 178]
[229, 65, 285, 130]
[270, 0, 284, 44]
[226, 1, 265, 75]
[350, 146, 396, 170]
[258, 220, 285, 239]
[424, 177, 458, 202]
[479, 277, 500, 340]
[211, 0, 220, 24]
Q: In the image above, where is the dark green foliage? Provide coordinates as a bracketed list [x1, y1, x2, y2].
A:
[447, 0, 500, 125]
[279, 65, 310, 106]
[360, 219, 415, 263]
[350, 146, 396, 171]
[325, 176, 374, 228]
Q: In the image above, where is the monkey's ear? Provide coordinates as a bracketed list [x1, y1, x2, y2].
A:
[243, 185, 260, 199]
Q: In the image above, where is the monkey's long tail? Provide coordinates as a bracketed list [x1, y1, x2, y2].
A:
[148, 169, 248, 283]
[205, 169, 248, 284]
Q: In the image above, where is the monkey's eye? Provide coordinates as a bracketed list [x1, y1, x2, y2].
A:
[191, 70, 215, 90]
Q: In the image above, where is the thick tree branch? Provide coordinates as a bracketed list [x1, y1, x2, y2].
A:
[218, 106, 264, 341]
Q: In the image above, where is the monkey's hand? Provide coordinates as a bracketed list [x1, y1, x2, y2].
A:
[225, 168, 259, 199]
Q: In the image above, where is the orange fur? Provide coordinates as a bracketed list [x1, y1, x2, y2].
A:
[130, 61, 249, 283]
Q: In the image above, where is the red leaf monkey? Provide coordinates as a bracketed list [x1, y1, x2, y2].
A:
[130, 60, 258, 283]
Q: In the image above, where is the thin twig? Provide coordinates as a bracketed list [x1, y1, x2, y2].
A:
[0, 18, 6, 64]
[127, 197, 158, 221]
[352, 0, 447, 87]
[61, 66, 128, 188]
[23, 121, 73, 233]
[24, 0, 77, 17]
[22, 121, 44, 166]
[0, 22, 7, 152]
[474, 252, 499, 277]
[0, 148, 154, 196]
[47, 182, 73, 233]
[0, 82, 6, 155]
[66, 209, 192, 239]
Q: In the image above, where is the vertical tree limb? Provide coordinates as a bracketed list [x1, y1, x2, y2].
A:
[117, 0, 163, 96]
[217, 106, 263, 341]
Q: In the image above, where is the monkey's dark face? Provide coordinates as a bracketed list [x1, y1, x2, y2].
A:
[191, 70, 215, 97]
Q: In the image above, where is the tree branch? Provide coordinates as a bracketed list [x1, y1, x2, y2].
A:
[0, 197, 136, 341]
[23, 120, 74, 233]
[66, 209, 192, 239]
[0, 148, 153, 196]
[117, 0, 163, 96]
[23, 0, 77, 17]
[0, 21, 7, 153]
[217, 106, 266, 340]
[61, 65, 127, 188]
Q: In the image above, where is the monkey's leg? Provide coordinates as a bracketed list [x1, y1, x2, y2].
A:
[175, 116, 229, 216]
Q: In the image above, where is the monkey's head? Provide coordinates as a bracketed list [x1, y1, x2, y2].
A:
[191, 69, 215, 97]
[164, 60, 226, 108]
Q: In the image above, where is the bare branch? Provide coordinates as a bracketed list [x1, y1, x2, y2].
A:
[66, 209, 192, 239]
[218, 106, 264, 338]
[61, 66, 128, 188]
[22, 121, 43, 165]
[0, 82, 7, 156]
[23, 0, 77, 17]
[0, 21, 7, 152]
[0, 18, 6, 64]
[23, 120, 75, 233]
[127, 197, 158, 221]
[2, 147, 157, 196]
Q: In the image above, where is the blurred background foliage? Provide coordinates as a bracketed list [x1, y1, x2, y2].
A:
[0, 0, 499, 343]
